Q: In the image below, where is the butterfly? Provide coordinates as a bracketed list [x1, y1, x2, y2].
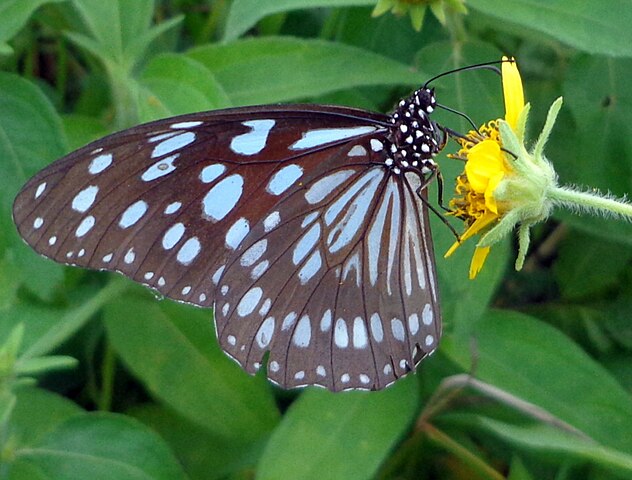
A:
[13, 85, 447, 392]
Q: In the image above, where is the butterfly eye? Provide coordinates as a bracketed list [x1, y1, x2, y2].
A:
[13, 94, 444, 391]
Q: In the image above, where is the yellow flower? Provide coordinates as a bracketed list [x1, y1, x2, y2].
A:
[372, 0, 467, 31]
[445, 58, 632, 279]
[446, 58, 527, 278]
[446, 59, 519, 274]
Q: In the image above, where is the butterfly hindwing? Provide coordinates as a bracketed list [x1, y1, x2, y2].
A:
[215, 139, 441, 391]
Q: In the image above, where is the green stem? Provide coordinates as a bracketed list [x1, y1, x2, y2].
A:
[107, 63, 139, 130]
[548, 186, 632, 219]
[22, 278, 129, 359]
[98, 341, 116, 412]
[423, 423, 505, 480]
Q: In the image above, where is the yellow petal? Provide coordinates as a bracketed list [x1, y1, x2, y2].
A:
[444, 212, 498, 258]
[469, 246, 491, 279]
[484, 170, 505, 214]
[502, 56, 525, 130]
[460, 212, 498, 242]
[465, 140, 504, 193]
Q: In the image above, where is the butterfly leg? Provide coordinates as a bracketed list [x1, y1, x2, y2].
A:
[415, 165, 461, 241]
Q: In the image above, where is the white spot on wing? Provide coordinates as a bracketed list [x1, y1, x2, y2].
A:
[200, 164, 226, 183]
[353, 317, 368, 349]
[75, 215, 95, 237]
[164, 202, 181, 215]
[298, 250, 322, 284]
[259, 297, 272, 316]
[263, 211, 280, 232]
[368, 179, 397, 286]
[237, 287, 263, 317]
[230, 119, 276, 155]
[170, 121, 203, 129]
[348, 145, 367, 157]
[267, 164, 303, 195]
[72, 185, 99, 213]
[334, 318, 349, 348]
[282, 312, 298, 330]
[152, 131, 195, 158]
[293, 223, 320, 265]
[35, 182, 47, 199]
[88, 154, 113, 175]
[251, 260, 269, 280]
[370, 139, 383, 152]
[142, 154, 179, 182]
[370, 313, 383, 343]
[408, 313, 419, 335]
[241, 239, 267, 267]
[162, 223, 185, 250]
[422, 303, 433, 325]
[119, 200, 148, 229]
[225, 217, 250, 250]
[305, 170, 355, 204]
[301, 211, 319, 228]
[320, 309, 332, 332]
[391, 318, 405, 342]
[292, 315, 311, 348]
[124, 248, 136, 264]
[176, 237, 201, 265]
[256, 316, 275, 348]
[212, 265, 225, 285]
[33, 217, 43, 229]
[202, 174, 244, 222]
[290, 126, 377, 150]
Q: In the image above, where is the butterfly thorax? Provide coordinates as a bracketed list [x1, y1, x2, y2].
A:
[384, 87, 446, 177]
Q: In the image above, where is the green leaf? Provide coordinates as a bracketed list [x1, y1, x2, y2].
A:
[133, 405, 265, 480]
[62, 114, 109, 151]
[555, 55, 632, 245]
[19, 280, 128, 359]
[69, 0, 153, 66]
[257, 378, 418, 480]
[444, 310, 632, 453]
[468, 0, 632, 57]
[16, 355, 78, 376]
[554, 229, 632, 300]
[0, 73, 66, 301]
[138, 53, 231, 120]
[104, 294, 279, 441]
[8, 387, 82, 448]
[475, 418, 632, 477]
[187, 37, 423, 105]
[0, 0, 65, 55]
[16, 413, 188, 480]
[223, 0, 374, 41]
[0, 73, 66, 208]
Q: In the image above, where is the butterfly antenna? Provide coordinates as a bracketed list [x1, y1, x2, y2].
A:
[423, 59, 508, 88]
[436, 103, 479, 131]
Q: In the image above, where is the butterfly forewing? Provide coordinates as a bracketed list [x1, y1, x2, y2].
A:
[14, 92, 444, 392]
[14, 105, 386, 306]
